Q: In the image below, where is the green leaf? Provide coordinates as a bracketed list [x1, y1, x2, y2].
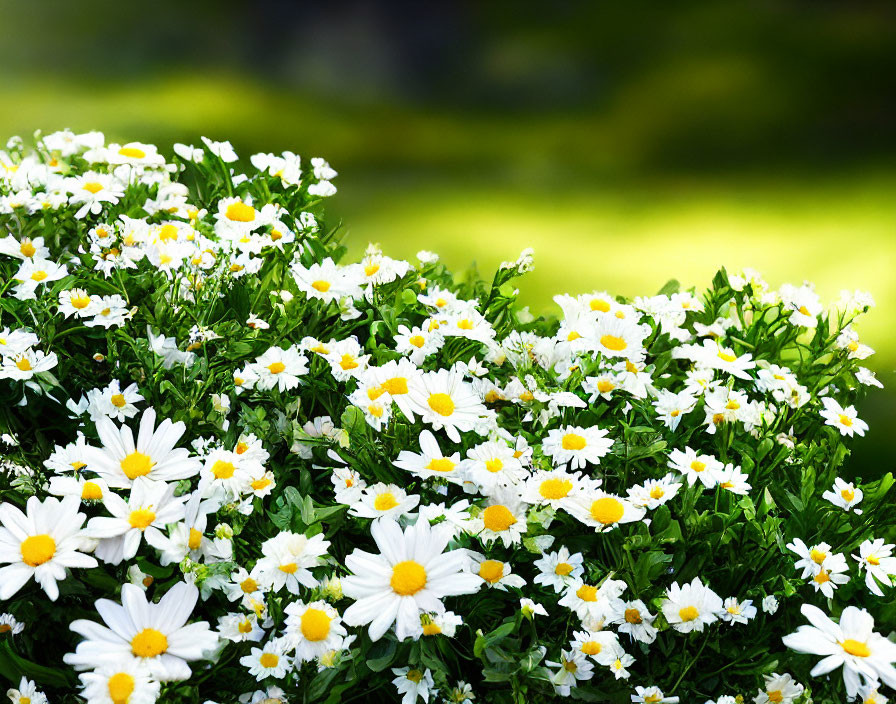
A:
[0, 641, 77, 688]
[366, 638, 397, 672]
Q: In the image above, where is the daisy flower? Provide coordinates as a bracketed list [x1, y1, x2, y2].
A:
[58, 288, 99, 318]
[463, 440, 527, 492]
[660, 577, 723, 634]
[64, 581, 219, 681]
[253, 531, 331, 595]
[86, 477, 186, 565]
[720, 597, 757, 625]
[652, 389, 698, 431]
[626, 474, 681, 510]
[250, 345, 308, 392]
[808, 553, 850, 598]
[559, 578, 624, 623]
[77, 661, 161, 704]
[820, 397, 868, 437]
[533, 546, 585, 593]
[786, 538, 836, 578]
[284, 600, 347, 662]
[782, 604, 896, 699]
[467, 552, 526, 590]
[547, 649, 594, 697]
[392, 666, 435, 704]
[469, 489, 529, 548]
[240, 638, 294, 681]
[68, 172, 124, 219]
[224, 566, 265, 606]
[0, 613, 24, 636]
[5, 678, 47, 704]
[668, 447, 723, 488]
[394, 430, 466, 484]
[0, 348, 58, 381]
[363, 358, 423, 421]
[717, 464, 752, 495]
[522, 468, 588, 511]
[406, 369, 491, 443]
[542, 425, 613, 470]
[0, 495, 97, 601]
[82, 408, 201, 488]
[591, 315, 651, 361]
[608, 599, 658, 644]
[853, 538, 896, 596]
[47, 474, 110, 504]
[570, 629, 625, 666]
[291, 257, 360, 303]
[85, 295, 131, 329]
[822, 477, 863, 513]
[608, 653, 636, 680]
[752, 673, 803, 704]
[395, 324, 444, 365]
[349, 483, 420, 521]
[217, 612, 265, 643]
[341, 517, 481, 641]
[566, 492, 646, 533]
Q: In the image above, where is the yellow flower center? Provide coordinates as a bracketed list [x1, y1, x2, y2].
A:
[225, 202, 256, 222]
[841, 488, 855, 502]
[300, 608, 332, 641]
[241, 577, 258, 593]
[842, 639, 871, 657]
[810, 549, 827, 564]
[128, 508, 156, 530]
[131, 628, 168, 657]
[188, 528, 202, 550]
[267, 361, 286, 374]
[868, 554, 881, 566]
[717, 350, 737, 363]
[427, 393, 455, 416]
[110, 393, 127, 408]
[259, 653, 280, 668]
[422, 622, 442, 636]
[20, 241, 36, 257]
[391, 560, 427, 595]
[600, 334, 627, 351]
[839, 415, 853, 427]
[211, 460, 236, 479]
[279, 562, 298, 574]
[597, 380, 615, 393]
[485, 458, 504, 473]
[591, 299, 611, 312]
[238, 619, 253, 634]
[119, 146, 146, 159]
[576, 584, 598, 602]
[120, 451, 154, 480]
[482, 505, 517, 532]
[564, 660, 578, 673]
[457, 319, 474, 330]
[590, 497, 625, 525]
[20, 534, 56, 566]
[814, 570, 831, 584]
[83, 181, 104, 194]
[555, 562, 574, 576]
[31, 270, 48, 281]
[16, 357, 32, 371]
[339, 354, 358, 370]
[409, 334, 425, 348]
[581, 640, 602, 655]
[381, 377, 408, 395]
[624, 608, 642, 624]
[70, 293, 91, 309]
[678, 606, 699, 622]
[374, 492, 398, 511]
[561, 433, 586, 451]
[311, 280, 331, 292]
[407, 669, 424, 683]
[426, 458, 455, 473]
[251, 477, 272, 491]
[649, 486, 665, 499]
[768, 692, 783, 703]
[478, 560, 505, 583]
[107, 672, 136, 704]
[539, 478, 573, 500]
[81, 481, 103, 500]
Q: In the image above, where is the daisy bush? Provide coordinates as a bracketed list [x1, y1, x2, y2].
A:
[0, 130, 892, 704]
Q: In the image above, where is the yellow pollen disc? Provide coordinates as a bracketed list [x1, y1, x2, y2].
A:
[478, 560, 505, 583]
[810, 549, 827, 564]
[814, 571, 830, 584]
[20, 534, 56, 566]
[0, 625, 10, 633]
[20, 241, 36, 257]
[848, 341, 859, 351]
[391, 560, 427, 595]
[235, 442, 249, 455]
[626, 360, 639, 373]
[157, 224, 178, 242]
[798, 305, 810, 315]
[362, 263, 380, 277]
[120, 451, 154, 480]
[768, 691, 783, 703]
[131, 628, 168, 657]
[649, 486, 665, 499]
[119, 146, 146, 159]
[841, 489, 855, 501]
[427, 393, 455, 416]
[645, 695, 662, 703]
[561, 433, 586, 451]
[251, 477, 272, 491]
[225, 202, 256, 222]
[311, 280, 331, 292]
[670, 410, 681, 417]
[717, 350, 737, 362]
[128, 508, 156, 530]
[712, 413, 725, 425]
[678, 606, 699, 622]
[107, 672, 136, 704]
[457, 318, 474, 330]
[422, 622, 441, 636]
[142, 576, 154, 587]
[484, 390, 502, 403]
[339, 354, 358, 370]
[482, 505, 516, 532]
[624, 608, 642, 624]
[238, 619, 253, 634]
[211, 460, 236, 479]
[839, 414, 853, 427]
[381, 377, 408, 395]
[259, 653, 280, 668]
[539, 478, 573, 500]
[555, 562, 574, 576]
[300, 608, 332, 641]
[110, 393, 127, 408]
[600, 334, 627, 351]
[564, 660, 578, 672]
[16, 358, 32, 371]
[485, 458, 504, 473]
[270, 229, 283, 241]
[841, 639, 871, 657]
[590, 497, 624, 524]
[83, 181, 104, 194]
[581, 640, 602, 655]
[407, 669, 424, 683]
[31, 271, 48, 281]
[426, 458, 455, 473]
[408, 334, 425, 348]
[591, 299, 611, 312]
[597, 380, 615, 393]
[81, 481, 103, 500]
[725, 400, 741, 410]
[374, 492, 398, 511]
[241, 577, 258, 593]
[267, 361, 286, 374]
[435, 298, 447, 307]
[519, 390, 534, 402]
[868, 555, 881, 566]
[576, 584, 598, 602]
[691, 461, 706, 472]
[71, 461, 87, 470]
[566, 331, 581, 342]
[188, 528, 202, 550]
[279, 562, 298, 574]
[71, 294, 91, 309]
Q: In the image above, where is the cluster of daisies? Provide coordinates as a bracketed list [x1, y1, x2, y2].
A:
[0, 131, 890, 704]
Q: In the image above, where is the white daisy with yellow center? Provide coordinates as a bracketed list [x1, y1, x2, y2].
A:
[349, 482, 421, 521]
[463, 440, 527, 492]
[239, 637, 294, 681]
[660, 577, 723, 634]
[570, 629, 625, 666]
[77, 660, 161, 704]
[668, 446, 723, 488]
[406, 368, 491, 443]
[467, 552, 526, 591]
[394, 429, 466, 484]
[567, 491, 646, 533]
[253, 531, 331, 595]
[542, 425, 613, 470]
[591, 314, 651, 361]
[284, 599, 347, 662]
[533, 546, 585, 593]
[522, 468, 587, 511]
[250, 345, 309, 392]
[470, 489, 529, 548]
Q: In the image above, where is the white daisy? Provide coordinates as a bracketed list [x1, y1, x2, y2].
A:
[405, 369, 492, 443]
[349, 483, 421, 521]
[660, 577, 723, 633]
[853, 538, 896, 596]
[533, 546, 584, 593]
[822, 477, 863, 513]
[463, 440, 527, 492]
[240, 637, 294, 681]
[77, 661, 160, 704]
[392, 666, 435, 704]
[566, 492, 646, 533]
[668, 447, 723, 488]
[542, 425, 613, 470]
[394, 430, 466, 484]
[820, 397, 868, 437]
[284, 599, 347, 662]
[253, 531, 330, 595]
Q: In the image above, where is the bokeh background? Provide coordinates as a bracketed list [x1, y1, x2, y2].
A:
[1, 0, 893, 470]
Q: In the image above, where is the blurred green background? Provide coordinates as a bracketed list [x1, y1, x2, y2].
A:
[1, 0, 893, 469]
